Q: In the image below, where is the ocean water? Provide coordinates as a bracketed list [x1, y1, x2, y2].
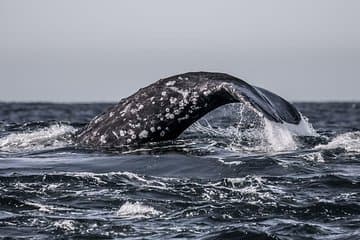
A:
[0, 102, 359, 239]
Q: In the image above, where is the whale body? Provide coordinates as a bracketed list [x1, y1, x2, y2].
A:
[75, 72, 301, 147]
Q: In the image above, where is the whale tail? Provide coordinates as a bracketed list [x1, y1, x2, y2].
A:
[253, 87, 301, 124]
[216, 76, 301, 125]
[76, 72, 302, 147]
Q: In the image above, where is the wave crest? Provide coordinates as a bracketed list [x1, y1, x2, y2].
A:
[0, 124, 75, 153]
[316, 131, 360, 153]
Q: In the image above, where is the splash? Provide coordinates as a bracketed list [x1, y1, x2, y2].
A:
[187, 103, 317, 153]
[261, 115, 317, 152]
[315, 131, 360, 153]
[0, 124, 76, 153]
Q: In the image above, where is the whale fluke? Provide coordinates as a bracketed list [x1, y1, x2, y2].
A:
[75, 72, 301, 147]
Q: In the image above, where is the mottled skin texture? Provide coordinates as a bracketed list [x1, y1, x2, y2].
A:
[76, 72, 300, 147]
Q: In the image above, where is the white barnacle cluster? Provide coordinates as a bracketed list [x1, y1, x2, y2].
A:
[168, 87, 190, 118]
[166, 80, 176, 86]
[173, 109, 180, 115]
[120, 103, 131, 117]
[138, 130, 149, 139]
[156, 87, 191, 123]
[128, 129, 137, 140]
[165, 113, 175, 119]
[178, 100, 185, 108]
[189, 91, 199, 105]
[156, 113, 164, 121]
[198, 83, 212, 97]
[130, 103, 144, 114]
[92, 130, 98, 137]
[159, 88, 193, 122]
[119, 127, 142, 144]
[100, 134, 107, 144]
[92, 115, 105, 124]
[129, 123, 165, 141]
[128, 122, 141, 129]
[137, 114, 168, 139]
[178, 76, 189, 81]
[203, 89, 211, 96]
[169, 97, 177, 105]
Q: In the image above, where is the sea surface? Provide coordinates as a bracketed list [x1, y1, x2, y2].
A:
[0, 102, 359, 239]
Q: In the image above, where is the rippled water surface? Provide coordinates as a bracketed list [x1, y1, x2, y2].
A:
[0, 102, 359, 239]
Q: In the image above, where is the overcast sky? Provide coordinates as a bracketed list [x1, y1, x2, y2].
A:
[0, 0, 359, 102]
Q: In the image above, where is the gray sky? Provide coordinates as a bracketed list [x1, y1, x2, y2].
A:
[0, 0, 359, 102]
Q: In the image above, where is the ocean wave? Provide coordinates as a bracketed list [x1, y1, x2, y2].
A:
[315, 131, 360, 153]
[0, 123, 76, 153]
[0, 103, 318, 156]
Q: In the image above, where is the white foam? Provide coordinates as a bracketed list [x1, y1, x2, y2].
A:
[207, 175, 284, 203]
[116, 201, 161, 219]
[0, 124, 75, 153]
[315, 131, 360, 153]
[54, 220, 76, 231]
[300, 152, 325, 163]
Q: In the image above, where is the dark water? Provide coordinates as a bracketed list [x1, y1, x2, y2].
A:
[0, 102, 359, 239]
